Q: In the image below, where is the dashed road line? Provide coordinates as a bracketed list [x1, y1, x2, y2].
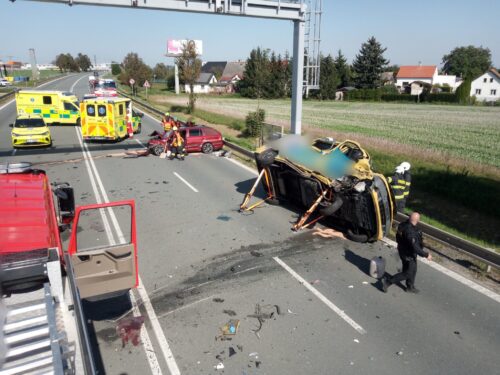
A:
[273, 256, 367, 334]
[173, 172, 199, 193]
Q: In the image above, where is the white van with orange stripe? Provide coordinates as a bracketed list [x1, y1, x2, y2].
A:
[80, 97, 142, 141]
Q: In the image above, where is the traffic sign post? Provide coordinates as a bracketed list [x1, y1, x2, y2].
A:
[129, 78, 135, 96]
[143, 80, 150, 99]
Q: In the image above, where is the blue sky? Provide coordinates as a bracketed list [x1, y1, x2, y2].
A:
[1, 0, 498, 68]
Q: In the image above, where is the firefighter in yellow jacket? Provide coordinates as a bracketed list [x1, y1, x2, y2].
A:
[169, 126, 185, 160]
[162, 112, 173, 132]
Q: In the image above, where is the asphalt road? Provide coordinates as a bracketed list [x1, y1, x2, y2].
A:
[1, 74, 499, 375]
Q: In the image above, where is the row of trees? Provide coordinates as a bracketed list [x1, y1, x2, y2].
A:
[239, 36, 494, 100]
[54, 53, 92, 72]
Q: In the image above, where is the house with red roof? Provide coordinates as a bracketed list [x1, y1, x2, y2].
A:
[396, 65, 462, 93]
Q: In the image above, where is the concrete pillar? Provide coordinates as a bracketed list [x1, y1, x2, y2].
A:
[291, 20, 305, 135]
[175, 63, 180, 95]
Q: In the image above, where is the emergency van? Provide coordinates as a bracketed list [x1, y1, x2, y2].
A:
[15, 90, 80, 125]
[80, 97, 143, 141]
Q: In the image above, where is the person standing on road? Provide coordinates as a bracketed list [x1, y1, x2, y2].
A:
[381, 212, 432, 294]
[169, 127, 185, 160]
[388, 162, 411, 212]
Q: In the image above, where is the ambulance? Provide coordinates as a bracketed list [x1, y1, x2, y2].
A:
[80, 97, 143, 141]
[15, 90, 81, 125]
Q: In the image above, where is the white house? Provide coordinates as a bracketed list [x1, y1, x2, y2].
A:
[396, 65, 462, 92]
[184, 73, 217, 94]
[470, 68, 500, 102]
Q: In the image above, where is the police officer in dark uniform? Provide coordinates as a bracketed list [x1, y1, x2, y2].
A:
[381, 212, 432, 294]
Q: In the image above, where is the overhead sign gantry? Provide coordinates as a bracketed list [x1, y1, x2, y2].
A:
[16, 0, 307, 134]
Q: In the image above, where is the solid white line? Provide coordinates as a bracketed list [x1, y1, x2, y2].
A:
[75, 128, 164, 374]
[273, 256, 367, 335]
[70, 74, 89, 93]
[173, 172, 199, 193]
[224, 156, 258, 176]
[382, 237, 500, 303]
[0, 74, 74, 112]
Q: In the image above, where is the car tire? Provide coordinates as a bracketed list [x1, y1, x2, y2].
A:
[345, 229, 369, 243]
[151, 144, 164, 156]
[202, 142, 214, 154]
[319, 196, 343, 216]
[256, 148, 277, 167]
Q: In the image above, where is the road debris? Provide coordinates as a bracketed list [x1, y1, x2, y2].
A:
[123, 150, 150, 158]
[287, 308, 298, 315]
[250, 250, 263, 257]
[248, 304, 282, 335]
[229, 347, 237, 357]
[214, 362, 224, 370]
[116, 316, 145, 347]
[223, 309, 237, 316]
[213, 298, 225, 303]
[348, 285, 354, 288]
[249, 352, 259, 358]
[237, 345, 244, 352]
[353, 339, 360, 343]
[219, 319, 240, 337]
[310, 279, 320, 285]
[397, 351, 404, 356]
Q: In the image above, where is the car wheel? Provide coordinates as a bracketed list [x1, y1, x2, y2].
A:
[345, 229, 369, 243]
[202, 142, 214, 154]
[319, 196, 343, 216]
[76, 118, 81, 127]
[256, 148, 277, 167]
[152, 144, 164, 156]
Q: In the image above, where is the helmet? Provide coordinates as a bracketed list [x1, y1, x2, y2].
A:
[400, 162, 411, 171]
[172, 126, 178, 131]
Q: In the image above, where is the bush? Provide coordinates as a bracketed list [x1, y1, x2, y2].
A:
[455, 79, 472, 104]
[345, 88, 382, 101]
[245, 109, 266, 138]
[111, 63, 121, 76]
[381, 94, 416, 102]
[425, 93, 458, 103]
[230, 121, 244, 131]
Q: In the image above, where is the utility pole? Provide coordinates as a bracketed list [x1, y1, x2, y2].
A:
[29, 49, 39, 81]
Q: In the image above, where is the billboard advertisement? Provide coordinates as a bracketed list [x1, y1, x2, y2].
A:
[167, 40, 203, 56]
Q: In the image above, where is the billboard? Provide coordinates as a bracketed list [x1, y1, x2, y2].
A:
[167, 40, 203, 56]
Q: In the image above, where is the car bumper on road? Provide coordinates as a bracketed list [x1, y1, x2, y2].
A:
[12, 135, 52, 147]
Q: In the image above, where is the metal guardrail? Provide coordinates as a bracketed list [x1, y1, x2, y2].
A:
[121, 90, 500, 270]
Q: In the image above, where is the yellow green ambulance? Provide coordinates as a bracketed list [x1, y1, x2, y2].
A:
[16, 90, 80, 125]
[80, 97, 142, 141]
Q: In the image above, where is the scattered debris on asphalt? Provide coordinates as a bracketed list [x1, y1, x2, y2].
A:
[248, 304, 282, 335]
[123, 150, 150, 158]
[348, 285, 354, 289]
[249, 352, 259, 358]
[213, 298, 225, 303]
[219, 319, 240, 336]
[287, 308, 298, 315]
[362, 281, 369, 285]
[214, 362, 224, 370]
[237, 345, 243, 352]
[223, 309, 237, 317]
[353, 339, 360, 343]
[229, 347, 237, 357]
[397, 351, 404, 356]
[116, 316, 145, 347]
[250, 250, 263, 257]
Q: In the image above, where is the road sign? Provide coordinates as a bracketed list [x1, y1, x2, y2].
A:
[143, 80, 150, 88]
[129, 78, 135, 85]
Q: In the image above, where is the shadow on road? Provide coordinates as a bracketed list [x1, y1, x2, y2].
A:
[344, 249, 371, 276]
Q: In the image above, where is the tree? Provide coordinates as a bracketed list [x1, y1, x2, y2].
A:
[75, 53, 92, 72]
[455, 78, 472, 104]
[119, 52, 152, 88]
[318, 54, 339, 99]
[352, 37, 389, 88]
[152, 63, 170, 80]
[334, 50, 352, 88]
[53, 53, 79, 73]
[268, 52, 288, 99]
[176, 40, 202, 113]
[111, 62, 121, 76]
[442, 46, 492, 79]
[240, 47, 271, 99]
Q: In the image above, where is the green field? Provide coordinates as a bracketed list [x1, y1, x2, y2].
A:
[160, 95, 500, 171]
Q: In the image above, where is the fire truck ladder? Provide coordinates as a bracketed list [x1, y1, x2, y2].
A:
[1, 284, 74, 375]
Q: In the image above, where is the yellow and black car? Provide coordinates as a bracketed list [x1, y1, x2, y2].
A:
[241, 136, 394, 242]
[10, 115, 52, 148]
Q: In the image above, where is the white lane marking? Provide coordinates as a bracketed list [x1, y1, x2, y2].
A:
[224, 156, 258, 176]
[135, 138, 147, 148]
[0, 74, 74, 112]
[173, 172, 199, 193]
[75, 128, 165, 375]
[274, 256, 366, 335]
[382, 238, 500, 303]
[70, 74, 89, 93]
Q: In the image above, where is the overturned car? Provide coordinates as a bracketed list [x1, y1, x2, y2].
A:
[240, 136, 394, 242]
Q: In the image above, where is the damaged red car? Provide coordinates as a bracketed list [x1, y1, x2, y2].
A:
[148, 125, 224, 155]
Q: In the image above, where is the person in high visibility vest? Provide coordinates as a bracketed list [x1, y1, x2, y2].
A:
[162, 112, 173, 132]
[388, 161, 411, 212]
[169, 126, 185, 160]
